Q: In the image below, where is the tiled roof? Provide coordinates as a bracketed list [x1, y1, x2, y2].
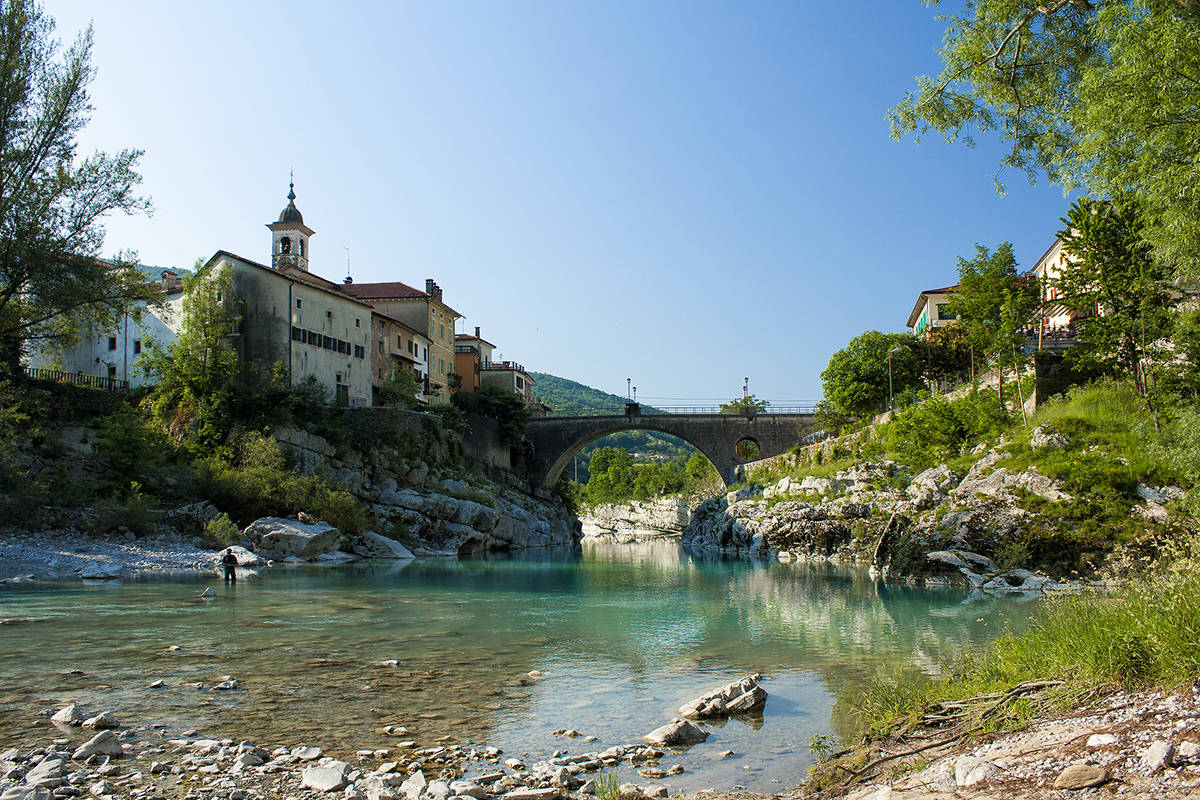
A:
[342, 281, 428, 300]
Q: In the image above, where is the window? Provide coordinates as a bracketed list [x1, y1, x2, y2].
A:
[299, 239, 305, 256]
[296, 298, 302, 309]
[439, 323, 444, 339]
[133, 340, 141, 355]
[354, 344, 365, 359]
[439, 358, 444, 375]
[323, 335, 333, 350]
[516, 376, 524, 389]
[107, 336, 117, 351]
[326, 310, 332, 320]
[107, 365, 117, 378]
[378, 341, 384, 353]
[355, 318, 360, 327]
[292, 326, 303, 342]
[397, 335, 403, 349]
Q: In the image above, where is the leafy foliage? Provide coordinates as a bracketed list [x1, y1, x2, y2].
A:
[581, 446, 719, 506]
[946, 242, 1040, 412]
[889, 1, 1200, 278]
[820, 330, 924, 417]
[882, 390, 1010, 469]
[719, 394, 769, 414]
[192, 430, 368, 535]
[144, 267, 241, 447]
[0, 0, 156, 373]
[374, 364, 422, 409]
[1055, 196, 1175, 380]
[451, 383, 530, 446]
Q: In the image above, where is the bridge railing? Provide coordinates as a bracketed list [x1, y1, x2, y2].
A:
[536, 404, 818, 418]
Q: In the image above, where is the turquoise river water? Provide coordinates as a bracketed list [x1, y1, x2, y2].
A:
[0, 541, 1039, 792]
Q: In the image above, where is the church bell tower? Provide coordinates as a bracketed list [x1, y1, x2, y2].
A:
[267, 178, 315, 272]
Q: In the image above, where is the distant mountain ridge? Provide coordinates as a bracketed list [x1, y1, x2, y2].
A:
[529, 372, 657, 415]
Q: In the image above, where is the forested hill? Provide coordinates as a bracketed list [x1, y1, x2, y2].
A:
[528, 372, 654, 415]
[528, 372, 694, 481]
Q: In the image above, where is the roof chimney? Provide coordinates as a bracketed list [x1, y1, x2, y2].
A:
[343, 275, 353, 285]
[475, 326, 480, 338]
[424, 279, 442, 300]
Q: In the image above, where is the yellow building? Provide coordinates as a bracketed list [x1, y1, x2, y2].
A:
[343, 279, 461, 402]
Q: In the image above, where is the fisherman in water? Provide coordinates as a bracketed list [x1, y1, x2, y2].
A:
[221, 548, 238, 583]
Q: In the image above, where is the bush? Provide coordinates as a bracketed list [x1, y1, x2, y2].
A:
[88, 482, 157, 537]
[193, 430, 369, 534]
[451, 384, 529, 446]
[201, 513, 241, 548]
[882, 390, 1009, 469]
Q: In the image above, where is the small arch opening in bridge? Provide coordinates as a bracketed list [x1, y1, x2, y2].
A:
[735, 437, 760, 462]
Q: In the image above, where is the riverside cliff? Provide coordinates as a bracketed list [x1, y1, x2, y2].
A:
[579, 497, 693, 542]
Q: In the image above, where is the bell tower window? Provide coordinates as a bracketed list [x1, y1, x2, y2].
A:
[280, 236, 292, 254]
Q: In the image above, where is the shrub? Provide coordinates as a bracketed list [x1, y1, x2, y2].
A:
[193, 430, 369, 534]
[201, 513, 241, 548]
[88, 482, 157, 537]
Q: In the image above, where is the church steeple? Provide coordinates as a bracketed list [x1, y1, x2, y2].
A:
[267, 175, 315, 272]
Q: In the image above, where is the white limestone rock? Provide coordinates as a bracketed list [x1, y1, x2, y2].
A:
[301, 761, 350, 792]
[72, 731, 124, 760]
[50, 704, 85, 726]
[953, 756, 1001, 787]
[348, 532, 416, 560]
[243, 517, 343, 560]
[642, 718, 708, 747]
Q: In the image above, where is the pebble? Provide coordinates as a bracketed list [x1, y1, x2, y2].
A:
[1053, 763, 1109, 790]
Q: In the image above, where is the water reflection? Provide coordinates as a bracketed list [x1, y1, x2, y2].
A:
[0, 542, 1035, 791]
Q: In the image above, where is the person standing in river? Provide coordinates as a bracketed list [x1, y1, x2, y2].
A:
[221, 549, 238, 583]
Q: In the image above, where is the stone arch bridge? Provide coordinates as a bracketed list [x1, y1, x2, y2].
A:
[525, 409, 818, 489]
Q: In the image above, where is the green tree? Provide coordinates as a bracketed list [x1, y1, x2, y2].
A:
[0, 0, 154, 373]
[1055, 196, 1175, 386]
[375, 364, 422, 409]
[946, 242, 1039, 414]
[889, 1, 1200, 278]
[683, 451, 721, 496]
[719, 394, 769, 414]
[583, 446, 637, 504]
[820, 330, 924, 417]
[921, 324, 976, 386]
[144, 267, 241, 445]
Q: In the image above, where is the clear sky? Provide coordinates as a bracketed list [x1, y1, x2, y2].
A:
[54, 0, 1068, 405]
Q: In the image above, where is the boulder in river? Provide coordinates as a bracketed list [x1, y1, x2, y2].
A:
[72, 730, 124, 759]
[348, 531, 416, 560]
[243, 517, 343, 560]
[677, 674, 767, 719]
[50, 704, 85, 726]
[642, 718, 708, 747]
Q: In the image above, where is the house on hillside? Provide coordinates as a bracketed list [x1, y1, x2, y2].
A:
[481, 360, 535, 406]
[26, 266, 189, 389]
[906, 285, 960, 338]
[1031, 238, 1096, 350]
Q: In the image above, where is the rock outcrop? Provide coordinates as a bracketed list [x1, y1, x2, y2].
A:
[243, 517, 344, 560]
[580, 498, 693, 542]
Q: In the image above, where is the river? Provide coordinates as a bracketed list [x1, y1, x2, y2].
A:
[0, 541, 1037, 792]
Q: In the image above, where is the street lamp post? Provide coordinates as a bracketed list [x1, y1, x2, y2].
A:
[627, 378, 631, 399]
[888, 346, 903, 412]
[743, 377, 749, 400]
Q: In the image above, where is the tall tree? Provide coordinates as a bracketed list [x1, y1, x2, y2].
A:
[820, 330, 924, 417]
[0, 0, 153, 374]
[145, 268, 241, 445]
[1054, 196, 1175, 385]
[946, 242, 1040, 413]
[889, 1, 1200, 278]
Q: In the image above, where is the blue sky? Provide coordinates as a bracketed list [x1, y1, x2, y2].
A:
[56, 0, 1068, 404]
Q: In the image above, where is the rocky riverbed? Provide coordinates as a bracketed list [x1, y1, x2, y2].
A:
[0, 678, 772, 800]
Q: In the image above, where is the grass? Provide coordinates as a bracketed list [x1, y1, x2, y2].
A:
[843, 531, 1200, 742]
[592, 770, 620, 800]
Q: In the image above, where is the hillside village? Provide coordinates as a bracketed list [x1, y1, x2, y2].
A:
[27, 182, 545, 412]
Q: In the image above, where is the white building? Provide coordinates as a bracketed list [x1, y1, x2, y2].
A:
[26, 268, 187, 388]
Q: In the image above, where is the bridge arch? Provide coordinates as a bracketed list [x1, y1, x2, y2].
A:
[524, 413, 815, 490]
